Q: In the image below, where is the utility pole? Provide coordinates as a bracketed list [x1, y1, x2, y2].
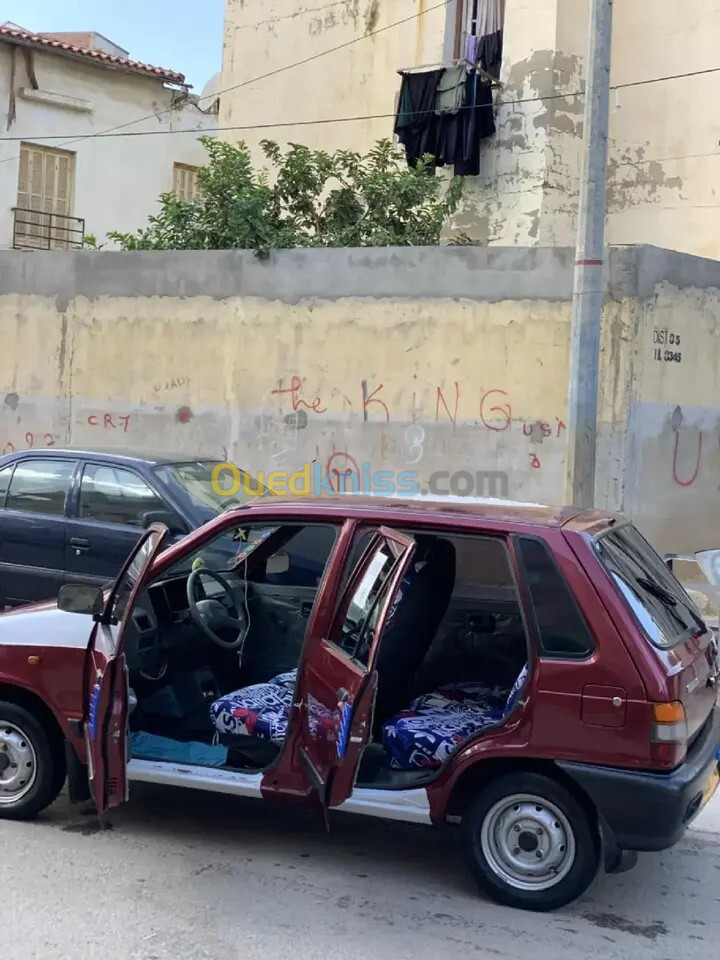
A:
[564, 0, 614, 507]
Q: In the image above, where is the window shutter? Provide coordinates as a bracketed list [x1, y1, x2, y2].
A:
[15, 144, 76, 249]
[17, 145, 30, 207]
[173, 163, 199, 202]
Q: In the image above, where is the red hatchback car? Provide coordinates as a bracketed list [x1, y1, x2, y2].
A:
[0, 496, 718, 912]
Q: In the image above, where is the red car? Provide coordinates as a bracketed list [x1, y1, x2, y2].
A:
[0, 496, 718, 912]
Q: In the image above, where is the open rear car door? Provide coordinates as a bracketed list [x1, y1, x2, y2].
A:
[293, 526, 416, 812]
[84, 524, 168, 817]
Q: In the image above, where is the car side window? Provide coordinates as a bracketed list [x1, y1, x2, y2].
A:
[330, 541, 399, 665]
[515, 536, 595, 659]
[5, 459, 76, 516]
[267, 524, 339, 587]
[0, 465, 12, 507]
[79, 463, 165, 527]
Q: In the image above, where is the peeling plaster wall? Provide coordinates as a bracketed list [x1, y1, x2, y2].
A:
[219, 0, 575, 248]
[220, 0, 720, 258]
[219, 0, 453, 158]
[1, 245, 719, 552]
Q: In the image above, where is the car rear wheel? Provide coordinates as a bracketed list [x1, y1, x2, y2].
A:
[0, 701, 65, 820]
[461, 772, 599, 912]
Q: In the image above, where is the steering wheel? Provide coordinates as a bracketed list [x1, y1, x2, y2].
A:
[186, 568, 248, 650]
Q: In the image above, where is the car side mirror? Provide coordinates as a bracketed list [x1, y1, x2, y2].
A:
[266, 551, 290, 576]
[58, 583, 104, 617]
[141, 510, 187, 536]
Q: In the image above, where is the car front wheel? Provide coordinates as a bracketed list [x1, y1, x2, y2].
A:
[0, 701, 65, 820]
[461, 772, 599, 912]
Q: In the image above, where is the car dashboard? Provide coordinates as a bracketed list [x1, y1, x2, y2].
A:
[125, 571, 248, 671]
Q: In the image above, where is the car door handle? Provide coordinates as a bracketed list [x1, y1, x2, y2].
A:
[70, 538, 90, 551]
[300, 601, 313, 618]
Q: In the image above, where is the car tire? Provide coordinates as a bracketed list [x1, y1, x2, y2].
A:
[0, 701, 66, 820]
[461, 771, 599, 912]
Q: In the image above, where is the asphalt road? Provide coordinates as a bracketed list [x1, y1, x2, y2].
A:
[2, 784, 719, 960]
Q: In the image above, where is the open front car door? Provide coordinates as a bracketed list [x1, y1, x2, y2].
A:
[293, 526, 416, 812]
[84, 524, 168, 817]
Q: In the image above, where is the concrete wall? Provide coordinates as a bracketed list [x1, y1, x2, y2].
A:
[0, 43, 215, 249]
[0, 245, 718, 554]
[220, 0, 720, 259]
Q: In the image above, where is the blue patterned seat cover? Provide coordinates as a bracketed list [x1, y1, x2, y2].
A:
[210, 677, 294, 742]
[210, 669, 334, 743]
[211, 663, 530, 769]
[382, 664, 529, 771]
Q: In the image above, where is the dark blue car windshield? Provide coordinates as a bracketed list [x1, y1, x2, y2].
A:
[153, 460, 267, 524]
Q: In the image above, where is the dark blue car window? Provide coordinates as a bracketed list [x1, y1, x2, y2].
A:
[80, 463, 165, 527]
[0, 464, 12, 507]
[5, 459, 76, 516]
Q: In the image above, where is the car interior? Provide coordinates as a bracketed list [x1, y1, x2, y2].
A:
[125, 521, 530, 788]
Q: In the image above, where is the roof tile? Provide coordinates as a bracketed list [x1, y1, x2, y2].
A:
[0, 25, 186, 85]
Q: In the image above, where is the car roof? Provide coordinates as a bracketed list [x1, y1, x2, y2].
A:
[239, 493, 616, 530]
[0, 446, 223, 467]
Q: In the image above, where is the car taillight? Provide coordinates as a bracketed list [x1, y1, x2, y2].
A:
[650, 701, 687, 766]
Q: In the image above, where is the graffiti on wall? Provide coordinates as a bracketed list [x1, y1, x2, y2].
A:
[0, 374, 568, 493]
[264, 374, 566, 473]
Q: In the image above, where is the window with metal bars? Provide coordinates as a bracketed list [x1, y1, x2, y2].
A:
[16, 143, 78, 250]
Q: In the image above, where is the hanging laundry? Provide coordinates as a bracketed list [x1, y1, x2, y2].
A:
[434, 73, 495, 176]
[454, 74, 496, 176]
[434, 65, 467, 115]
[394, 68, 444, 167]
[476, 0, 505, 79]
[464, 33, 478, 66]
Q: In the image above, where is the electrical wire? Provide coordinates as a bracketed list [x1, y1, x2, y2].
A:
[0, 91, 580, 142]
[0, 0, 457, 163]
[3, 64, 720, 151]
[612, 66, 720, 91]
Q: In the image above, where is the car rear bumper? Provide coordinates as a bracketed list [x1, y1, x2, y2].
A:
[556, 707, 720, 852]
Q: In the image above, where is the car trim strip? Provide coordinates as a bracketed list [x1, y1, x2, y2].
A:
[127, 758, 432, 824]
[127, 758, 264, 798]
[336, 786, 432, 824]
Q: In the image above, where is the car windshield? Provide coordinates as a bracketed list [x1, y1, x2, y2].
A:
[153, 460, 268, 524]
[595, 524, 706, 649]
[163, 523, 281, 578]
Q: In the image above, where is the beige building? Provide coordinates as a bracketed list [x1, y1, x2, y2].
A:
[220, 0, 720, 259]
[0, 24, 218, 250]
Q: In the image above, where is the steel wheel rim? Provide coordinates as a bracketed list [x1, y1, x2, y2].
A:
[480, 793, 576, 892]
[0, 722, 38, 805]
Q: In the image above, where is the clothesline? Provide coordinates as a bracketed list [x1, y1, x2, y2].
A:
[396, 58, 503, 88]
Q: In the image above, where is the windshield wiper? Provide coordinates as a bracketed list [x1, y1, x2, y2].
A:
[637, 576, 707, 635]
[636, 577, 677, 605]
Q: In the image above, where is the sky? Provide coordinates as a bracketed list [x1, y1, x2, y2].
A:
[2, 0, 225, 90]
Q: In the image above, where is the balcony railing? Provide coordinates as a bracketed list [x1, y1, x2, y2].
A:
[12, 207, 85, 251]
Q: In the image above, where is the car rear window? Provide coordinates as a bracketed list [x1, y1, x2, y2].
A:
[594, 524, 706, 649]
[516, 537, 595, 659]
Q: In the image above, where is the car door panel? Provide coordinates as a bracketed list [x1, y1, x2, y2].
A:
[272, 526, 416, 812]
[0, 458, 77, 604]
[65, 519, 143, 586]
[84, 524, 168, 817]
[66, 462, 167, 587]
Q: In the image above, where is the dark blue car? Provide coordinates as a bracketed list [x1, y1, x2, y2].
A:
[0, 447, 270, 607]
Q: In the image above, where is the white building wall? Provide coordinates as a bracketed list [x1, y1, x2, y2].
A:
[0, 44, 216, 248]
